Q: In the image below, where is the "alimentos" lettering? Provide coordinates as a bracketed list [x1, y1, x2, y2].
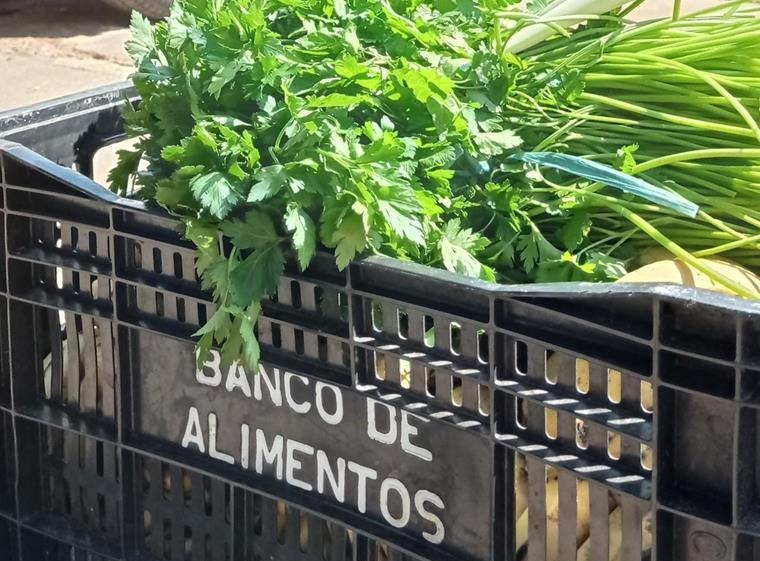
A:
[179, 350, 446, 545]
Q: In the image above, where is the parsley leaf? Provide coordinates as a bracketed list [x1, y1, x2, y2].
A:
[473, 130, 524, 156]
[208, 58, 248, 99]
[616, 144, 639, 174]
[109, 149, 142, 195]
[285, 203, 317, 271]
[125, 12, 154, 65]
[239, 304, 262, 369]
[374, 179, 425, 245]
[560, 212, 592, 252]
[518, 230, 562, 274]
[230, 245, 285, 307]
[331, 212, 368, 270]
[221, 210, 280, 250]
[248, 165, 288, 202]
[190, 172, 241, 219]
[440, 219, 488, 279]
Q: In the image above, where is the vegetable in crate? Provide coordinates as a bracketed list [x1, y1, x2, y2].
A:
[115, 0, 515, 367]
[113, 0, 760, 370]
[504, 0, 760, 297]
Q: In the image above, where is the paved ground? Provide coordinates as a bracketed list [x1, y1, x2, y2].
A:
[0, 0, 132, 111]
[0, 0, 727, 113]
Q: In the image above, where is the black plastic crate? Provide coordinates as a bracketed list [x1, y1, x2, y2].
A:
[19, 527, 118, 561]
[0, 84, 759, 561]
[1, 517, 19, 560]
[125, 451, 233, 561]
[12, 418, 122, 558]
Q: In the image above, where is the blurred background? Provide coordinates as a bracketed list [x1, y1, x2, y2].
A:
[0, 0, 724, 112]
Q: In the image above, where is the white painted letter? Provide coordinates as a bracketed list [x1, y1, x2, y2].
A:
[380, 478, 411, 529]
[401, 410, 433, 462]
[415, 490, 445, 544]
[347, 461, 378, 514]
[225, 363, 252, 397]
[255, 429, 284, 480]
[316, 382, 344, 425]
[367, 399, 397, 445]
[254, 365, 282, 406]
[241, 424, 250, 469]
[285, 373, 311, 414]
[181, 406, 205, 453]
[317, 450, 346, 502]
[286, 439, 315, 491]
[196, 349, 222, 387]
[208, 413, 235, 465]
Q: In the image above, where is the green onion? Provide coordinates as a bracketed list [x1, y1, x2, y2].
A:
[514, 2, 760, 296]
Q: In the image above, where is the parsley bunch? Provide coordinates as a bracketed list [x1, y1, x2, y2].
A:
[114, 0, 537, 367]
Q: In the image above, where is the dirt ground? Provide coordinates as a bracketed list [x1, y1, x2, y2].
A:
[0, 0, 132, 111]
[0, 0, 725, 112]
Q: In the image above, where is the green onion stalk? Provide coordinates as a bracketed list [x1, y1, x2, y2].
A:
[504, 1, 760, 297]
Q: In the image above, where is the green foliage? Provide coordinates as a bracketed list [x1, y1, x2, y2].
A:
[285, 203, 317, 271]
[440, 219, 493, 280]
[116, 0, 656, 369]
[473, 130, 523, 156]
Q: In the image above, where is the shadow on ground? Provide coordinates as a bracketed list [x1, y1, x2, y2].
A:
[0, 0, 127, 39]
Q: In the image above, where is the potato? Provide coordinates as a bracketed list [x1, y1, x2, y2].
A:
[618, 258, 760, 296]
[515, 468, 591, 560]
[576, 506, 621, 561]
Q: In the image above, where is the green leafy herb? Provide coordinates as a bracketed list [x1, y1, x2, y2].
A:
[117, 0, 528, 368]
[116, 0, 760, 369]
[285, 203, 317, 271]
[440, 219, 494, 281]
